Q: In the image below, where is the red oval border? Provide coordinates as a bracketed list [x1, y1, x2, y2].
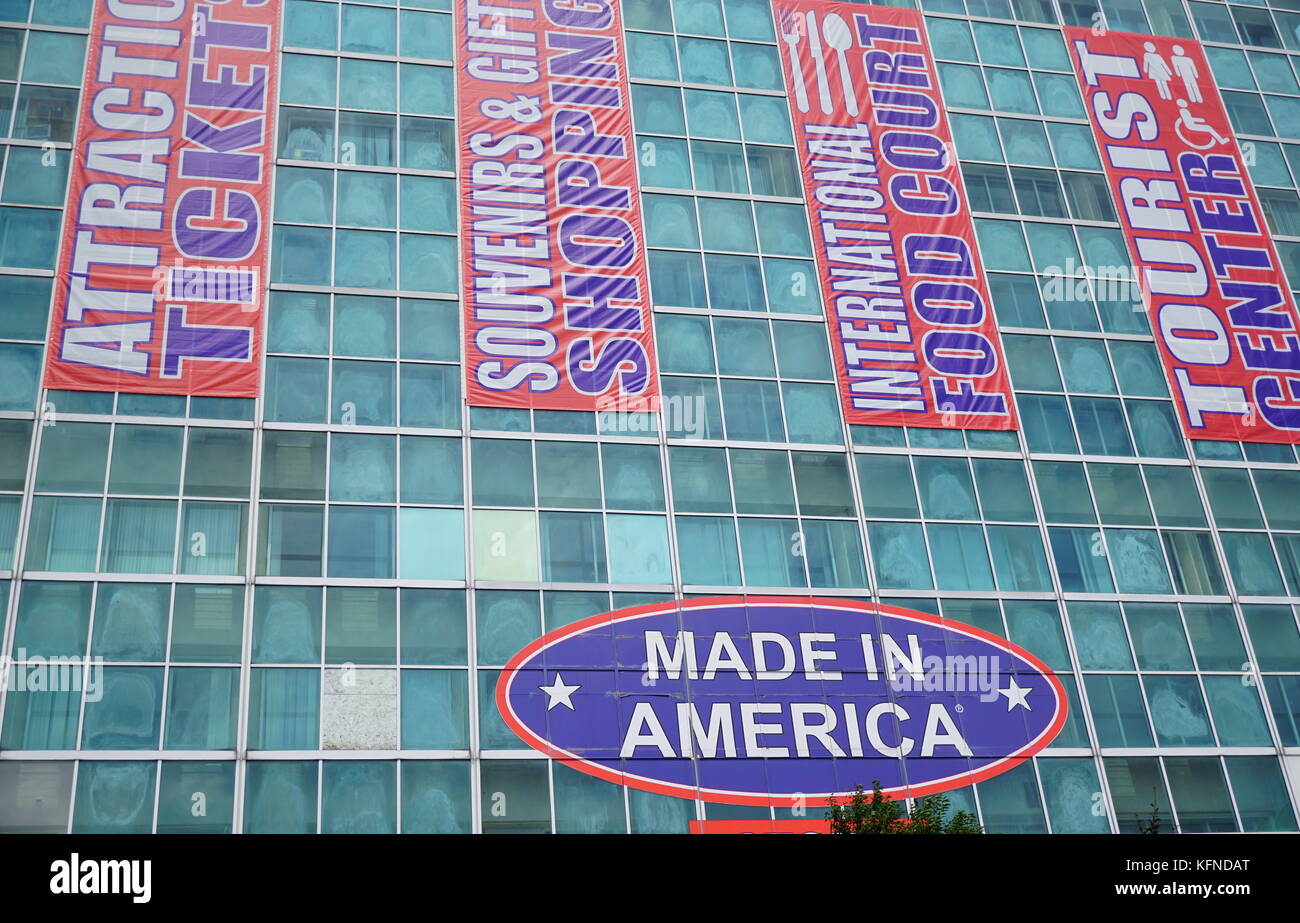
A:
[496, 595, 1069, 806]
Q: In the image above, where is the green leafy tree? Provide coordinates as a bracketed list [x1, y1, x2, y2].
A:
[826, 782, 983, 834]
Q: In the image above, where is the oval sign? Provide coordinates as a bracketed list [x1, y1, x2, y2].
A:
[497, 596, 1067, 805]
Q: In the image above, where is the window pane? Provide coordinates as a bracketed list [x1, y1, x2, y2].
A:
[1225, 757, 1297, 832]
[81, 666, 163, 749]
[73, 762, 156, 834]
[401, 761, 472, 833]
[400, 669, 469, 749]
[1067, 602, 1133, 670]
[1085, 674, 1153, 747]
[1164, 757, 1235, 832]
[536, 441, 601, 509]
[730, 449, 794, 515]
[868, 522, 932, 589]
[244, 761, 317, 834]
[1125, 603, 1192, 670]
[676, 516, 741, 585]
[539, 512, 607, 583]
[165, 668, 238, 749]
[601, 443, 665, 511]
[607, 514, 672, 584]
[248, 669, 320, 749]
[739, 518, 805, 587]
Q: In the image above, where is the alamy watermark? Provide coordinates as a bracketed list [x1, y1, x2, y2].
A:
[1041, 259, 1146, 308]
[596, 393, 707, 439]
[0, 652, 104, 701]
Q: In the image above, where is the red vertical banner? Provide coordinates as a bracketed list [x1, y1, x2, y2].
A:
[456, 0, 659, 411]
[773, 0, 1017, 430]
[43, 0, 280, 398]
[1066, 28, 1300, 443]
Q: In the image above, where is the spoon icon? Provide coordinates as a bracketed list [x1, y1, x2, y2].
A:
[822, 12, 858, 117]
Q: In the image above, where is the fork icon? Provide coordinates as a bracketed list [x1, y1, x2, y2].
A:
[779, 8, 810, 114]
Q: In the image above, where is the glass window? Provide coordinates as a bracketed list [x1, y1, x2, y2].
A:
[739, 517, 805, 587]
[1241, 604, 1300, 671]
[1201, 468, 1264, 529]
[401, 760, 471, 833]
[978, 762, 1046, 833]
[644, 195, 698, 251]
[481, 760, 550, 834]
[1225, 757, 1298, 832]
[1104, 529, 1171, 594]
[1049, 526, 1114, 592]
[471, 439, 533, 507]
[248, 668, 320, 749]
[1125, 603, 1192, 670]
[261, 431, 326, 501]
[165, 668, 239, 749]
[601, 443, 665, 511]
[1164, 757, 1235, 832]
[868, 522, 932, 589]
[81, 666, 164, 749]
[1183, 604, 1247, 672]
[713, 318, 773, 375]
[92, 582, 167, 661]
[1085, 674, 1153, 747]
[856, 454, 919, 519]
[730, 449, 794, 515]
[1252, 470, 1300, 530]
[325, 587, 396, 664]
[914, 456, 979, 520]
[1104, 757, 1171, 834]
[721, 379, 784, 442]
[184, 428, 253, 498]
[472, 510, 538, 583]
[158, 762, 235, 833]
[676, 515, 741, 585]
[1221, 532, 1286, 596]
[607, 513, 672, 584]
[972, 459, 1035, 522]
[1203, 676, 1271, 747]
[540, 512, 607, 583]
[24, 496, 101, 572]
[1141, 466, 1204, 527]
[73, 762, 156, 834]
[738, 94, 792, 144]
[791, 452, 855, 517]
[803, 519, 867, 589]
[988, 525, 1053, 591]
[320, 761, 396, 835]
[244, 761, 317, 834]
[328, 505, 395, 578]
[101, 499, 177, 574]
[0, 275, 51, 340]
[401, 670, 468, 749]
[35, 421, 108, 492]
[172, 585, 243, 663]
[1067, 602, 1133, 670]
[284, 0, 338, 49]
[399, 589, 466, 666]
[1019, 394, 1079, 454]
[536, 441, 601, 509]
[1087, 463, 1152, 525]
[781, 383, 841, 444]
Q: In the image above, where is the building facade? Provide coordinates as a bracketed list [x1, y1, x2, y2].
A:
[0, 0, 1299, 833]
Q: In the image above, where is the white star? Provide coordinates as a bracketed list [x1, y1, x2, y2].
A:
[997, 678, 1032, 712]
[540, 672, 580, 711]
